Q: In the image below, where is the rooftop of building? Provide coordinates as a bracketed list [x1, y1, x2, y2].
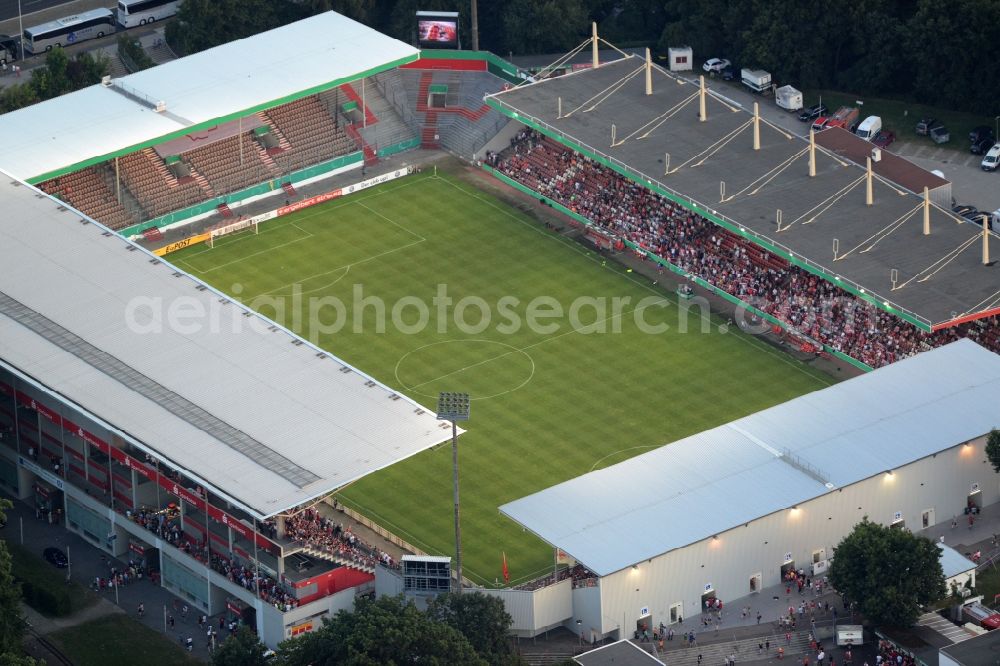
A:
[0, 174, 457, 519]
[486, 56, 998, 329]
[501, 339, 1000, 577]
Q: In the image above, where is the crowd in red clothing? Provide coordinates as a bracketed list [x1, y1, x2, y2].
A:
[877, 639, 916, 666]
[493, 130, 1000, 368]
[284, 508, 398, 571]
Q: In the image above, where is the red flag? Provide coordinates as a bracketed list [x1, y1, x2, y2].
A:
[502, 552, 510, 583]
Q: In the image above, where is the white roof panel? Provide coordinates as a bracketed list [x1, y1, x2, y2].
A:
[501, 339, 1000, 576]
[0, 175, 457, 518]
[0, 11, 418, 181]
[937, 543, 976, 579]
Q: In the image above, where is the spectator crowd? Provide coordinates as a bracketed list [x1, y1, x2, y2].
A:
[493, 130, 1000, 368]
[284, 507, 398, 571]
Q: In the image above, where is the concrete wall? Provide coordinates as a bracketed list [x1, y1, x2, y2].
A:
[596, 436, 993, 636]
[258, 587, 356, 649]
[478, 578, 573, 636]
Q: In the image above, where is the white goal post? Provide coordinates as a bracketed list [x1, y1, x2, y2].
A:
[207, 216, 261, 248]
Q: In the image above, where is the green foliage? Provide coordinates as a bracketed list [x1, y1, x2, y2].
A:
[278, 595, 484, 665]
[986, 429, 1000, 473]
[0, 654, 44, 666]
[0, 500, 25, 655]
[118, 35, 156, 72]
[5, 543, 90, 618]
[829, 518, 946, 627]
[426, 592, 516, 665]
[0, 47, 107, 112]
[49, 614, 195, 666]
[211, 626, 270, 666]
[655, 0, 1000, 115]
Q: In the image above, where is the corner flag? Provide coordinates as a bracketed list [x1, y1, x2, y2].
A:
[502, 552, 510, 583]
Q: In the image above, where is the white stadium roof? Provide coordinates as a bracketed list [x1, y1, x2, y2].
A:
[501, 339, 1000, 577]
[0, 174, 457, 519]
[0, 11, 418, 182]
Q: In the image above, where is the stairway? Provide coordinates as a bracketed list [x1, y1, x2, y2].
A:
[281, 182, 297, 198]
[421, 111, 439, 149]
[416, 72, 432, 112]
[142, 148, 181, 187]
[253, 140, 282, 175]
[520, 651, 575, 665]
[143, 227, 163, 242]
[189, 166, 215, 197]
[656, 631, 814, 666]
[217, 203, 234, 219]
[255, 112, 292, 152]
[300, 545, 375, 574]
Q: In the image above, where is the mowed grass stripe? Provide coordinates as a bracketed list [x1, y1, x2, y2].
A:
[170, 172, 831, 586]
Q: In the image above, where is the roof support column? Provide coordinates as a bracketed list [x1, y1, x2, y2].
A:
[591, 23, 599, 69]
[865, 157, 873, 206]
[808, 130, 816, 177]
[753, 103, 760, 150]
[923, 187, 931, 235]
[983, 215, 991, 265]
[645, 48, 652, 96]
[699, 76, 707, 122]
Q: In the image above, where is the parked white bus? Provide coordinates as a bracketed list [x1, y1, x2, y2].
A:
[22, 9, 116, 55]
[116, 0, 183, 29]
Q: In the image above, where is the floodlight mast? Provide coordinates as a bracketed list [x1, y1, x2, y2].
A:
[437, 392, 470, 593]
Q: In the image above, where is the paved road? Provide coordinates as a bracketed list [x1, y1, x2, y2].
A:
[0, 0, 114, 38]
[1, 494, 215, 661]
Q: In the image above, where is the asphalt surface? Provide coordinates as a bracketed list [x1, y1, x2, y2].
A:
[0, 0, 114, 38]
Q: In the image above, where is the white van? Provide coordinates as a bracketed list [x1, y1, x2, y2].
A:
[982, 144, 1000, 172]
[855, 116, 882, 141]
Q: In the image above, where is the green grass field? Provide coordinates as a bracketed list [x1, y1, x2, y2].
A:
[170, 170, 832, 586]
[49, 615, 197, 666]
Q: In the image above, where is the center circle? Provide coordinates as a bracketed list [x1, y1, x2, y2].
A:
[394, 339, 535, 400]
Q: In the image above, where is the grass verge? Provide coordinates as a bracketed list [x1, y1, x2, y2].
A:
[6, 541, 96, 617]
[48, 614, 197, 666]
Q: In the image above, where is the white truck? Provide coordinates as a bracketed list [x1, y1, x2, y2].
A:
[774, 85, 803, 111]
[855, 115, 882, 141]
[741, 68, 772, 94]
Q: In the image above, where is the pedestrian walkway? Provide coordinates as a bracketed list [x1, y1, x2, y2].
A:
[654, 631, 812, 666]
[2, 493, 217, 661]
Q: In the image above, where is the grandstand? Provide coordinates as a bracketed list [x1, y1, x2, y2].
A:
[479, 53, 999, 368]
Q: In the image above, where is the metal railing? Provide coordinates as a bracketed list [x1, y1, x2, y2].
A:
[484, 97, 933, 332]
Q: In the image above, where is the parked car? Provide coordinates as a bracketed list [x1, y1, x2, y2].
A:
[872, 130, 896, 149]
[798, 103, 828, 122]
[930, 124, 950, 144]
[721, 67, 737, 81]
[811, 117, 831, 131]
[702, 58, 730, 73]
[915, 117, 937, 135]
[969, 126, 994, 144]
[953, 204, 977, 216]
[971, 137, 994, 155]
[43, 547, 67, 568]
[982, 144, 1000, 171]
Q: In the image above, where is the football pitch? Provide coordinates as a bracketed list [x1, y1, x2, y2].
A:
[170, 170, 832, 586]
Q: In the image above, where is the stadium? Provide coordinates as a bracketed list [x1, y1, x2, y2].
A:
[0, 9, 998, 651]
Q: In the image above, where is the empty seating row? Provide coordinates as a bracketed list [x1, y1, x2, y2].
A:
[39, 167, 136, 231]
[185, 134, 273, 194]
[119, 149, 205, 218]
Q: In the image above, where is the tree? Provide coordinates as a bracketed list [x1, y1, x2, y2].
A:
[829, 518, 945, 627]
[211, 626, 270, 666]
[427, 592, 515, 665]
[0, 499, 29, 661]
[278, 595, 485, 666]
[986, 429, 1000, 473]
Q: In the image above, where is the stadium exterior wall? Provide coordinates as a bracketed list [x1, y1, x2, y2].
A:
[482, 165, 873, 372]
[593, 434, 991, 639]
[26, 54, 419, 185]
[485, 98, 932, 333]
[477, 578, 573, 637]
